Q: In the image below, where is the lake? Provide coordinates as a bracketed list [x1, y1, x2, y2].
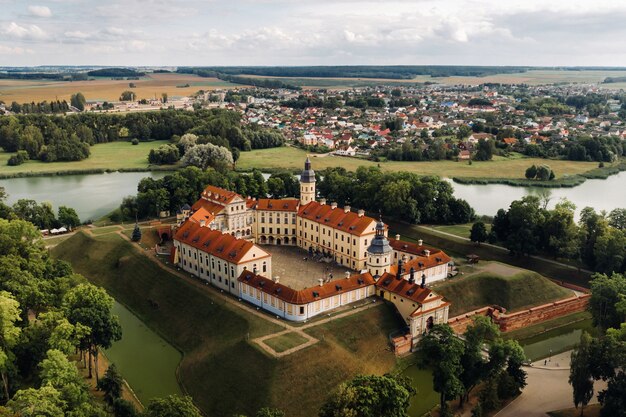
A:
[0, 171, 167, 222]
[105, 301, 182, 405]
[449, 171, 626, 217]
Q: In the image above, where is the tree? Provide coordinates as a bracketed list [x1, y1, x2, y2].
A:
[70, 93, 86, 111]
[63, 284, 122, 382]
[608, 209, 626, 231]
[161, 93, 168, 104]
[0, 292, 21, 400]
[469, 222, 488, 245]
[593, 228, 626, 274]
[39, 349, 89, 409]
[6, 386, 65, 417]
[113, 398, 138, 417]
[97, 364, 123, 405]
[474, 139, 494, 161]
[181, 143, 233, 171]
[255, 408, 285, 417]
[319, 374, 415, 417]
[58, 206, 80, 229]
[588, 273, 626, 331]
[569, 332, 594, 416]
[131, 223, 142, 242]
[143, 395, 202, 417]
[418, 324, 465, 414]
[525, 165, 538, 179]
[119, 91, 135, 102]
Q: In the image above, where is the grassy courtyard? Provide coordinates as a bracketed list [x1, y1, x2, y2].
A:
[236, 146, 599, 180]
[52, 232, 410, 417]
[0, 140, 175, 176]
[263, 332, 310, 353]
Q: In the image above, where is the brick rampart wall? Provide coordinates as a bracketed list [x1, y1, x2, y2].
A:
[448, 294, 590, 334]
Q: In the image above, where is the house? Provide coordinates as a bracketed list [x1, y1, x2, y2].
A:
[468, 133, 494, 144]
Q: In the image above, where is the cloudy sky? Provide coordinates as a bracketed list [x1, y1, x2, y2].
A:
[1, 0, 625, 66]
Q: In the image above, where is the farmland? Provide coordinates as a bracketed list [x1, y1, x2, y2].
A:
[241, 69, 626, 88]
[0, 73, 239, 103]
[236, 146, 599, 179]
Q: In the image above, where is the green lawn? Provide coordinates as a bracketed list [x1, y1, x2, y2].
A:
[435, 270, 573, 317]
[263, 332, 309, 353]
[52, 232, 408, 417]
[89, 226, 122, 235]
[237, 146, 599, 180]
[0, 140, 176, 175]
[431, 223, 492, 239]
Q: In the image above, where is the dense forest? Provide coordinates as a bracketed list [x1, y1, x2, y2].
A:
[86, 68, 145, 77]
[177, 68, 300, 90]
[0, 109, 285, 164]
[181, 65, 530, 79]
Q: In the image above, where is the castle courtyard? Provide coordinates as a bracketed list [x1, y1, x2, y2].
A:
[262, 245, 356, 290]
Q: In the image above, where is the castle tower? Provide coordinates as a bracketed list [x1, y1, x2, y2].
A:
[299, 157, 316, 205]
[366, 216, 392, 278]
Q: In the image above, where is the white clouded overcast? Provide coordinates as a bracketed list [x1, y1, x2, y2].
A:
[0, 0, 625, 66]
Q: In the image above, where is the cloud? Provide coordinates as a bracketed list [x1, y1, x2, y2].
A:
[0, 44, 34, 54]
[28, 5, 52, 17]
[0, 22, 47, 40]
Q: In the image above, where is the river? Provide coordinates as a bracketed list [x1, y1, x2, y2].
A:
[0, 171, 168, 222]
[105, 301, 182, 405]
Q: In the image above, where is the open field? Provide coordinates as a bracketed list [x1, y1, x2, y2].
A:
[431, 223, 492, 239]
[0, 140, 173, 176]
[237, 146, 599, 179]
[52, 232, 409, 417]
[243, 69, 626, 88]
[433, 268, 574, 316]
[0, 73, 238, 103]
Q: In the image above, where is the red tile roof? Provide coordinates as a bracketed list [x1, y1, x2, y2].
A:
[389, 238, 444, 258]
[256, 198, 299, 212]
[376, 272, 445, 305]
[174, 221, 267, 264]
[298, 202, 376, 236]
[201, 185, 241, 205]
[238, 270, 375, 305]
[191, 198, 226, 216]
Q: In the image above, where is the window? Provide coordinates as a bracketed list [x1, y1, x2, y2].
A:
[284, 228, 288, 235]
[299, 306, 305, 315]
[261, 227, 265, 234]
[277, 217, 281, 224]
[365, 239, 368, 246]
[263, 262, 267, 273]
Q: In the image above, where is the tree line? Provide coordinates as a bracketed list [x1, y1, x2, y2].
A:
[474, 196, 626, 275]
[0, 188, 81, 229]
[0, 109, 285, 165]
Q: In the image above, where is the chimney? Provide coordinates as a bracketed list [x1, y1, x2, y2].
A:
[320, 198, 327, 205]
[199, 219, 206, 227]
[331, 202, 338, 210]
[345, 271, 350, 279]
[357, 209, 365, 217]
[424, 249, 431, 257]
[318, 278, 324, 286]
[397, 257, 404, 280]
[421, 273, 426, 289]
[274, 276, 280, 284]
[418, 239, 423, 246]
[344, 205, 351, 213]
[409, 267, 415, 284]
[395, 234, 400, 241]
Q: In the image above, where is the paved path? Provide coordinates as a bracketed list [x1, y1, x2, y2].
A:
[495, 351, 606, 417]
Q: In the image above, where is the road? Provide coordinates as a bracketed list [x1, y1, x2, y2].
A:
[496, 351, 606, 417]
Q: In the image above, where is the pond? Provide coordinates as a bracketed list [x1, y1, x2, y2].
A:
[517, 318, 595, 362]
[104, 301, 182, 405]
[449, 171, 626, 217]
[0, 171, 168, 222]
[400, 366, 438, 417]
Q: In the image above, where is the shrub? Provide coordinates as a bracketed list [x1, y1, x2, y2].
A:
[131, 139, 139, 145]
[7, 150, 29, 166]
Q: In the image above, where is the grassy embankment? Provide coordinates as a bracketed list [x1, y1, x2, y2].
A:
[236, 146, 604, 184]
[0, 140, 177, 178]
[503, 311, 592, 341]
[433, 270, 573, 317]
[52, 232, 408, 417]
[388, 219, 592, 288]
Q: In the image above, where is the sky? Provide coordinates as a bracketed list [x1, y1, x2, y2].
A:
[1, 0, 626, 67]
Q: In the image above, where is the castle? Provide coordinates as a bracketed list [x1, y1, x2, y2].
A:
[172, 158, 451, 346]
